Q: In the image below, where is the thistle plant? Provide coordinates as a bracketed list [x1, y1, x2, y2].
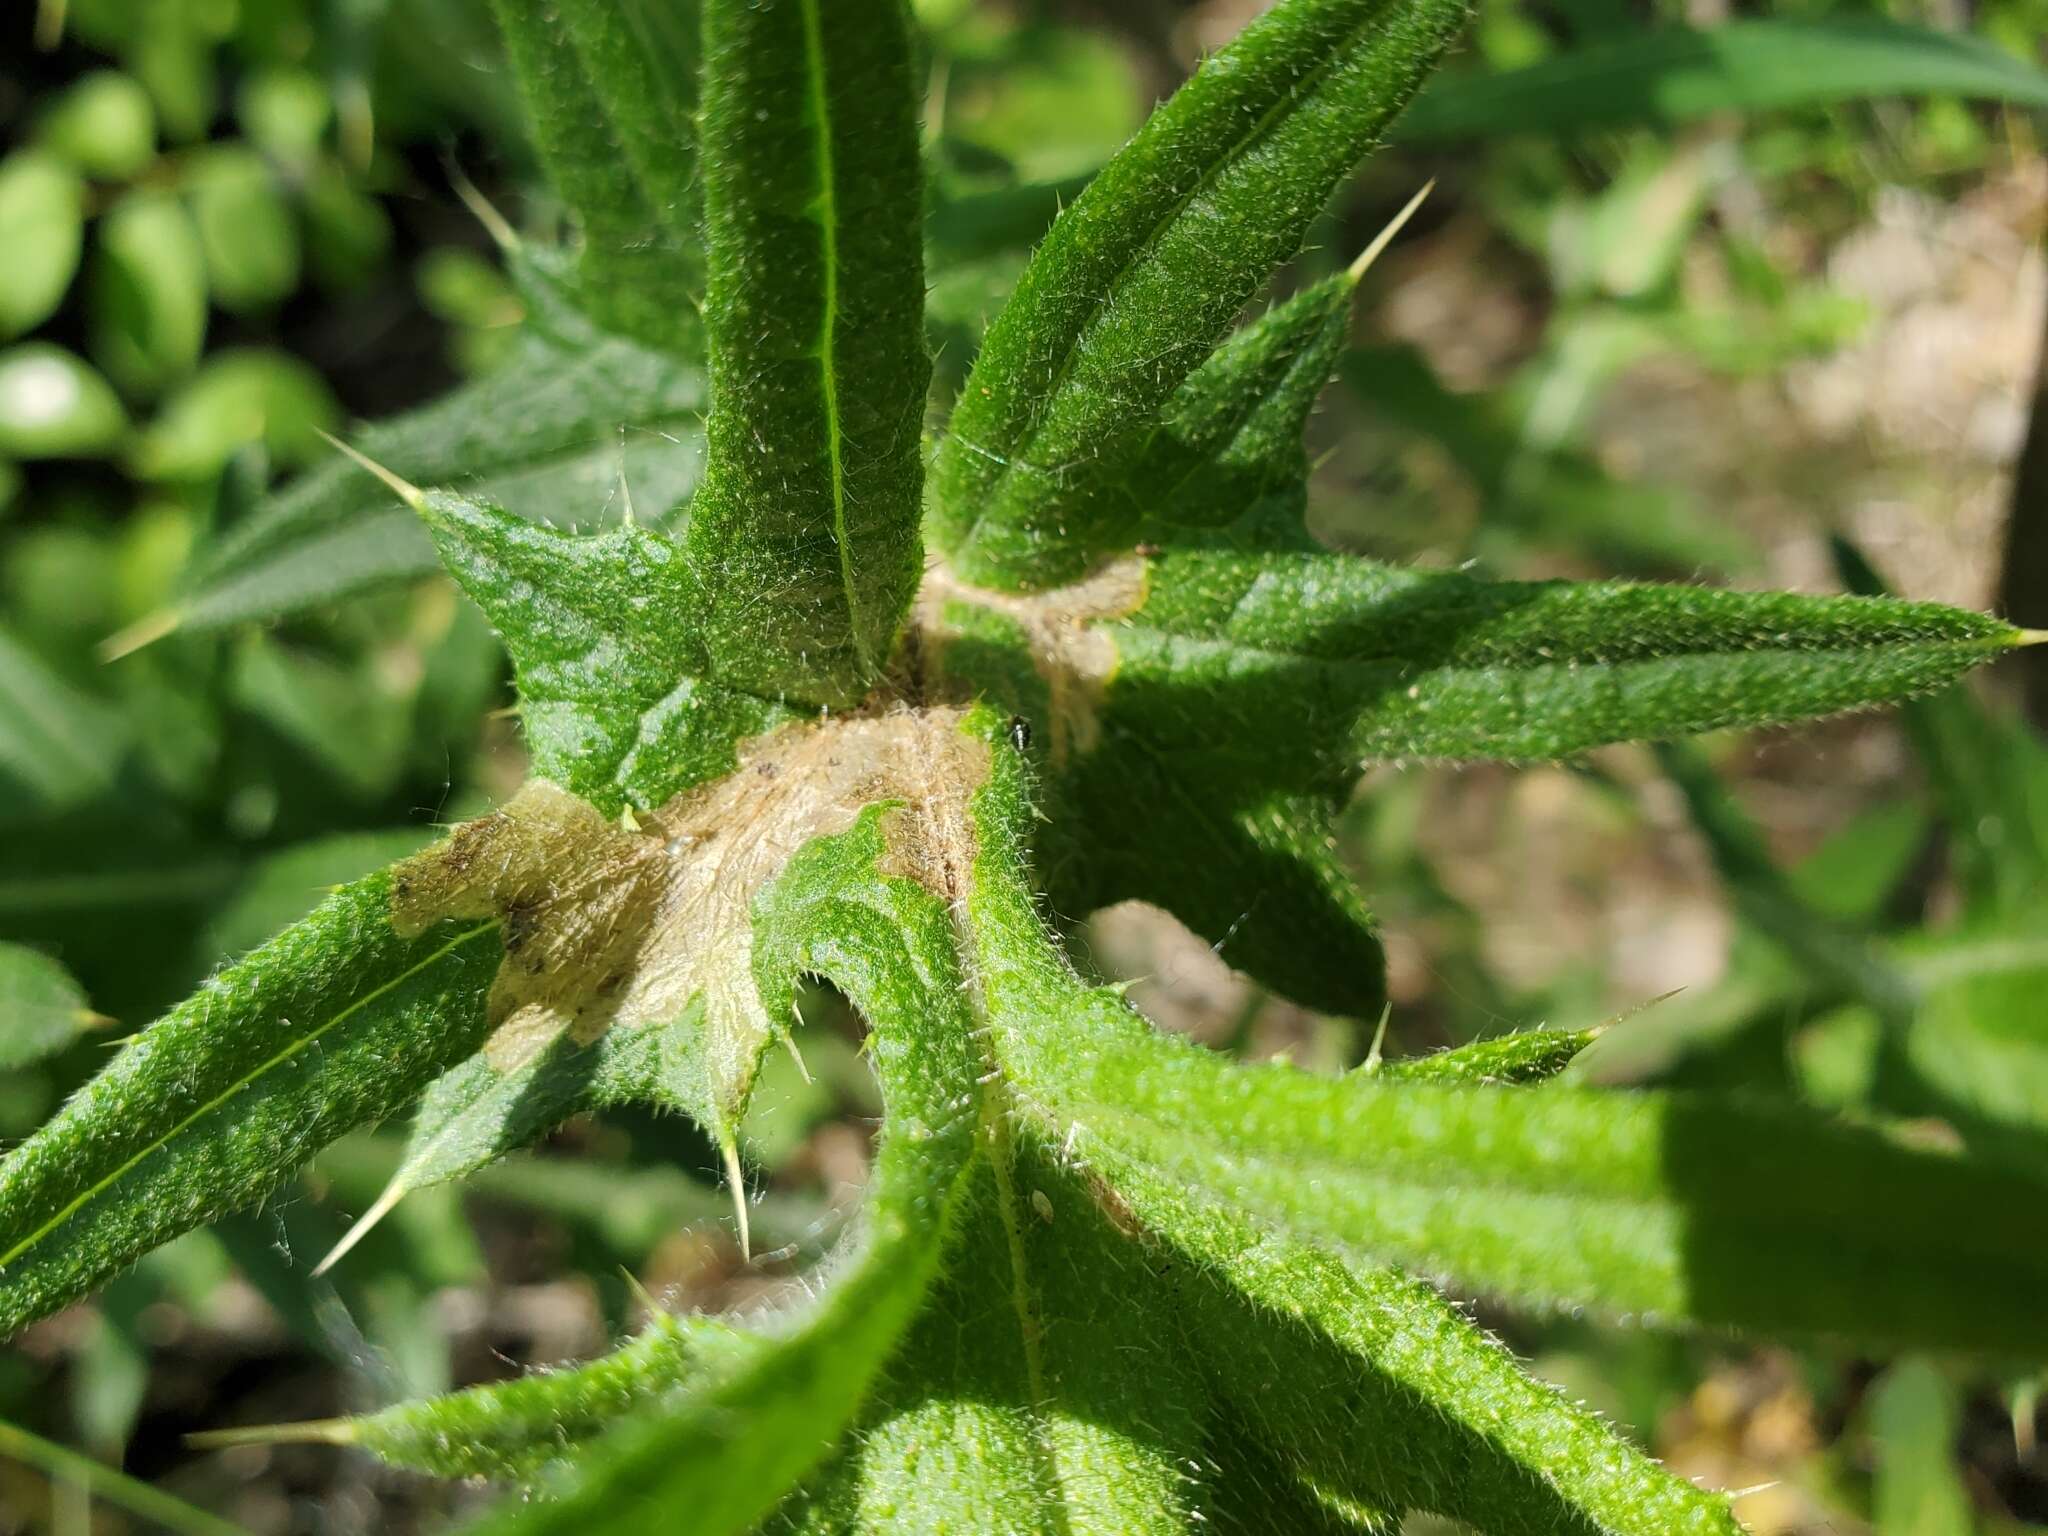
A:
[6, 1, 2045, 1532]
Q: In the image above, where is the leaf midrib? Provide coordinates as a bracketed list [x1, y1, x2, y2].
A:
[796, 0, 862, 672]
[0, 920, 500, 1272]
[1120, 621, 2014, 676]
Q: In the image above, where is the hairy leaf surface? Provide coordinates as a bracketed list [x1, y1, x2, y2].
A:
[468, 795, 985, 1535]
[685, 0, 928, 705]
[778, 1147, 1204, 1534]
[1139, 1190, 1743, 1534]
[417, 490, 797, 811]
[1023, 1006, 2048, 1354]
[1118, 551, 2017, 775]
[930, 0, 1466, 588]
[0, 876, 498, 1337]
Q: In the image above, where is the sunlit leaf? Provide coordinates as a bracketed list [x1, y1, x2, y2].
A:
[931, 0, 1465, 589]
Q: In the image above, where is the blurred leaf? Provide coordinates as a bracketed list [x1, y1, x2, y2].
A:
[1884, 922, 2048, 1166]
[37, 70, 157, 180]
[1547, 141, 1728, 301]
[185, 144, 301, 313]
[487, 0, 704, 352]
[165, 298, 706, 633]
[925, 171, 1096, 270]
[1834, 536, 2048, 919]
[301, 163, 393, 292]
[949, 27, 1144, 182]
[1342, 345, 1752, 574]
[0, 151, 85, 339]
[1656, 739, 1915, 1023]
[236, 67, 332, 160]
[1786, 796, 1931, 925]
[90, 190, 209, 395]
[228, 632, 414, 800]
[72, 1267, 153, 1457]
[0, 343, 129, 459]
[0, 624, 130, 811]
[0, 942, 105, 1069]
[1869, 1360, 1977, 1536]
[197, 830, 438, 965]
[0, 1418, 246, 1536]
[1395, 19, 2048, 141]
[132, 349, 341, 481]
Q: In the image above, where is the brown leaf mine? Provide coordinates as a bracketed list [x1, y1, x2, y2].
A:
[389, 709, 990, 1135]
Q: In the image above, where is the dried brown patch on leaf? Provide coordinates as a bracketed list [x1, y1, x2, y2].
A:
[391, 708, 990, 1133]
[918, 557, 1147, 767]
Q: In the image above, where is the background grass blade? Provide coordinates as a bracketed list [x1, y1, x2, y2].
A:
[163, 307, 706, 635]
[1393, 19, 2048, 141]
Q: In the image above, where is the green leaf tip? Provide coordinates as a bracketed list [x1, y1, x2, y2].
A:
[96, 605, 183, 662]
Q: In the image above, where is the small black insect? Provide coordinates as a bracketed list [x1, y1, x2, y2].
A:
[1007, 715, 1033, 753]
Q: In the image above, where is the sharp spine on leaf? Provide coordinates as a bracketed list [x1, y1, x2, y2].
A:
[722, 1135, 752, 1264]
[1346, 180, 1434, 284]
[317, 429, 428, 513]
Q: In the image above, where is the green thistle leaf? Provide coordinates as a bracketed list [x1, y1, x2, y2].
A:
[488, 0, 705, 353]
[930, 0, 1465, 589]
[465, 801, 985, 1535]
[1022, 1008, 2048, 1354]
[1109, 550, 2018, 777]
[416, 490, 797, 811]
[0, 876, 498, 1338]
[685, 0, 929, 705]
